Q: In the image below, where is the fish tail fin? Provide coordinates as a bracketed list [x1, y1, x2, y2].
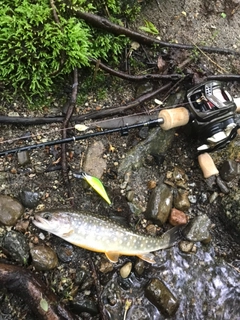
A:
[157, 225, 183, 250]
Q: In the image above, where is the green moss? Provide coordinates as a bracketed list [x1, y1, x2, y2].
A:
[0, 0, 140, 105]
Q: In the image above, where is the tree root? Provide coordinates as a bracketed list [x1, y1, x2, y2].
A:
[0, 82, 173, 126]
[90, 58, 184, 82]
[72, 9, 240, 56]
[0, 262, 78, 320]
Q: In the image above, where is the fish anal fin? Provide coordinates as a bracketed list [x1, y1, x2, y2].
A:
[137, 253, 156, 264]
[62, 229, 74, 237]
[105, 252, 120, 263]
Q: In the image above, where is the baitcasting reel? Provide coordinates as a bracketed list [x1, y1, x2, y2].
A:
[187, 80, 239, 153]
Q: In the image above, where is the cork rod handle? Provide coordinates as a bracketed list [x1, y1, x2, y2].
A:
[158, 107, 190, 131]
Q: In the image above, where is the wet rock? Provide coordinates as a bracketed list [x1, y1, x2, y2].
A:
[75, 268, 94, 290]
[182, 215, 211, 242]
[0, 195, 24, 226]
[216, 175, 229, 194]
[75, 268, 88, 285]
[146, 224, 157, 236]
[126, 190, 134, 202]
[202, 235, 212, 244]
[172, 167, 188, 189]
[19, 188, 41, 209]
[179, 240, 194, 253]
[219, 159, 238, 182]
[118, 128, 175, 176]
[134, 259, 145, 276]
[83, 140, 106, 179]
[135, 82, 153, 96]
[147, 180, 157, 190]
[188, 194, 197, 204]
[14, 219, 30, 233]
[151, 153, 165, 166]
[99, 260, 114, 274]
[3, 231, 29, 264]
[169, 208, 188, 226]
[128, 202, 144, 215]
[120, 262, 132, 279]
[0, 172, 8, 191]
[30, 245, 58, 270]
[71, 295, 99, 316]
[17, 151, 31, 166]
[173, 189, 190, 211]
[145, 181, 173, 225]
[56, 243, 74, 262]
[221, 190, 240, 242]
[145, 278, 179, 317]
[139, 126, 149, 139]
[209, 192, 219, 203]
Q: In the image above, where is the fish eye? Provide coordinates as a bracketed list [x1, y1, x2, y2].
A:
[43, 213, 51, 220]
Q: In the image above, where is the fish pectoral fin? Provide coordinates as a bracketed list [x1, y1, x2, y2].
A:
[105, 252, 120, 263]
[137, 253, 156, 264]
[62, 229, 74, 237]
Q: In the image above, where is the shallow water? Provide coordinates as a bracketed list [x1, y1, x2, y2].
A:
[102, 243, 240, 319]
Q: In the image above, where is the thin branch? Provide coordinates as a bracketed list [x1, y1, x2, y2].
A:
[90, 58, 184, 81]
[191, 41, 227, 73]
[206, 74, 240, 81]
[61, 68, 78, 200]
[50, 0, 60, 24]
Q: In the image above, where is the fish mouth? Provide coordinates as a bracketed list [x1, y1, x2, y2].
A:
[33, 214, 51, 230]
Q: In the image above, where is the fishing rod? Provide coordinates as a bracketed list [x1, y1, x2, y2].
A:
[0, 80, 240, 157]
[0, 118, 164, 157]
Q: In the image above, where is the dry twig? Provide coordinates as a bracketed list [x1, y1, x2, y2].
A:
[61, 68, 78, 200]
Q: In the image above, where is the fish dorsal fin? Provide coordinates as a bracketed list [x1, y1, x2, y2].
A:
[62, 229, 74, 237]
[137, 253, 156, 264]
[105, 252, 120, 263]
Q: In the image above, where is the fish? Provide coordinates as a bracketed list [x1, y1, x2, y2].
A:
[33, 209, 182, 264]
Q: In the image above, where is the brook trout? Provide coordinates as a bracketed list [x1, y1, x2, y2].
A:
[33, 209, 182, 263]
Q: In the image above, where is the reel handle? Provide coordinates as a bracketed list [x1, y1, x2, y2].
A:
[198, 153, 219, 178]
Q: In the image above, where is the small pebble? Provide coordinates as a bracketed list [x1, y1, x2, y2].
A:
[99, 260, 114, 274]
[188, 195, 197, 204]
[179, 240, 194, 253]
[134, 259, 145, 276]
[169, 208, 188, 226]
[0, 195, 24, 226]
[219, 160, 238, 182]
[209, 192, 219, 203]
[146, 224, 157, 236]
[120, 262, 132, 279]
[56, 243, 74, 263]
[19, 189, 41, 209]
[3, 231, 30, 264]
[174, 189, 190, 211]
[126, 190, 134, 202]
[30, 245, 58, 270]
[147, 180, 157, 190]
